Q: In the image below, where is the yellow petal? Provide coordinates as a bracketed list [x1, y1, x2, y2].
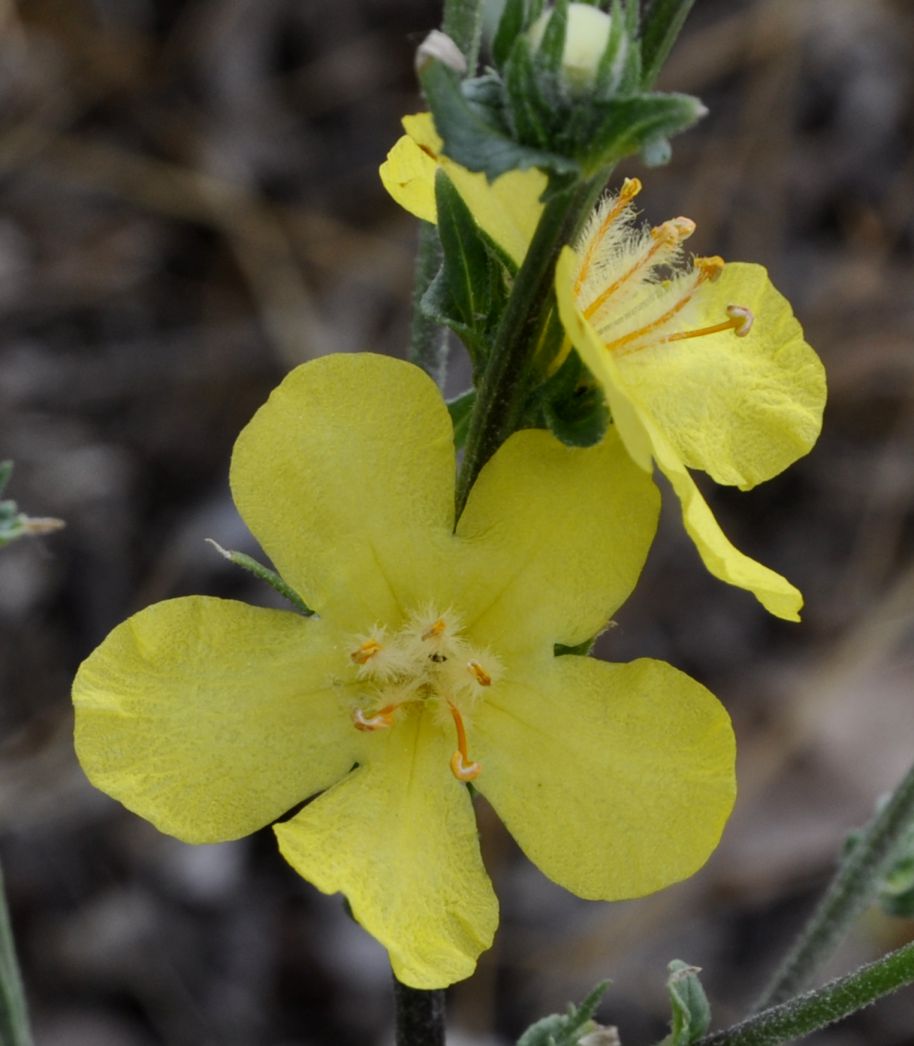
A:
[454, 426, 660, 654]
[474, 656, 736, 899]
[73, 597, 360, 843]
[380, 113, 547, 267]
[555, 247, 655, 472]
[649, 423, 804, 620]
[230, 353, 455, 630]
[616, 263, 826, 490]
[275, 705, 497, 989]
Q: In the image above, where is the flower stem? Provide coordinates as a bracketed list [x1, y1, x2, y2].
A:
[0, 861, 32, 1046]
[755, 756, 914, 1011]
[698, 941, 914, 1046]
[454, 175, 598, 517]
[392, 977, 446, 1046]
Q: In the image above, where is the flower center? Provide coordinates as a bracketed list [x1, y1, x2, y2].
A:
[346, 607, 500, 782]
[574, 182, 754, 357]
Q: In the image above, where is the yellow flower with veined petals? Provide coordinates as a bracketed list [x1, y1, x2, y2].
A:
[73, 353, 736, 989]
[381, 117, 827, 621]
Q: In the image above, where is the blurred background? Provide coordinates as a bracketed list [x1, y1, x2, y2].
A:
[1, 0, 913, 1042]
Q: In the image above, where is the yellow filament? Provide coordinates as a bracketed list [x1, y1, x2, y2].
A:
[447, 701, 481, 781]
[604, 257, 726, 356]
[666, 303, 754, 344]
[574, 178, 642, 295]
[583, 216, 695, 322]
[351, 639, 382, 664]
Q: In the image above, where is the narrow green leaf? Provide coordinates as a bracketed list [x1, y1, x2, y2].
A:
[536, 0, 570, 77]
[435, 169, 494, 329]
[662, 961, 711, 1046]
[0, 862, 33, 1046]
[206, 540, 314, 615]
[505, 36, 555, 149]
[593, 0, 628, 97]
[493, 0, 528, 69]
[517, 981, 610, 1046]
[641, 0, 697, 88]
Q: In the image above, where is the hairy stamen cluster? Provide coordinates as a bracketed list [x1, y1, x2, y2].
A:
[347, 608, 500, 782]
[575, 178, 754, 356]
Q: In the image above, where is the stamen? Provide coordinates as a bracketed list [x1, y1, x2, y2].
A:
[467, 660, 492, 686]
[351, 639, 382, 665]
[574, 178, 642, 294]
[665, 303, 754, 344]
[422, 618, 447, 640]
[352, 704, 397, 732]
[583, 216, 696, 322]
[604, 256, 727, 357]
[447, 701, 481, 782]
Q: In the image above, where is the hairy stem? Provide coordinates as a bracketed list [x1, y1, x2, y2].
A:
[699, 941, 914, 1046]
[756, 757, 914, 1010]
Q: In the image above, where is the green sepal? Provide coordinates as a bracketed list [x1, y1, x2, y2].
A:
[538, 0, 570, 78]
[505, 36, 557, 151]
[593, 0, 629, 97]
[658, 960, 711, 1046]
[493, 0, 527, 70]
[640, 0, 698, 88]
[516, 981, 611, 1046]
[420, 60, 579, 182]
[447, 388, 476, 452]
[575, 90, 705, 175]
[530, 349, 609, 448]
[206, 540, 314, 616]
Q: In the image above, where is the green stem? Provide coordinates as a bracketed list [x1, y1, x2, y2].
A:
[408, 222, 449, 388]
[393, 978, 445, 1046]
[756, 757, 914, 1010]
[442, 0, 484, 71]
[0, 861, 32, 1046]
[699, 941, 914, 1046]
[454, 175, 597, 516]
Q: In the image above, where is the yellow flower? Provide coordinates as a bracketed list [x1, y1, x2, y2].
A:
[554, 184, 826, 621]
[72, 353, 736, 989]
[381, 120, 826, 620]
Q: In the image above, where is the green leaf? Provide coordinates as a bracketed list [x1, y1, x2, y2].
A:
[206, 540, 314, 615]
[640, 0, 697, 88]
[420, 60, 579, 181]
[435, 169, 495, 329]
[447, 388, 476, 451]
[517, 982, 611, 1046]
[578, 90, 705, 173]
[661, 960, 711, 1046]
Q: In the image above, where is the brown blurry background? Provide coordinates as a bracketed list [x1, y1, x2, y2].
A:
[1, 0, 913, 1043]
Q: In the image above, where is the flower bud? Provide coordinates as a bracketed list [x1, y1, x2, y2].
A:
[528, 3, 615, 94]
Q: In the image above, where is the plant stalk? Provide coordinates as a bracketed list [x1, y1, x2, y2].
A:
[393, 978, 446, 1046]
[756, 756, 914, 1010]
[699, 940, 914, 1046]
[0, 861, 32, 1046]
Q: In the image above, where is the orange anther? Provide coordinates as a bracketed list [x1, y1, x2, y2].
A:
[422, 618, 447, 640]
[352, 704, 396, 732]
[351, 639, 382, 665]
[666, 304, 755, 344]
[450, 750, 482, 782]
[574, 178, 643, 294]
[467, 660, 492, 687]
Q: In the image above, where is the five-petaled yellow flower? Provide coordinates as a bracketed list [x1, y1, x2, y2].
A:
[73, 353, 736, 989]
[381, 116, 827, 621]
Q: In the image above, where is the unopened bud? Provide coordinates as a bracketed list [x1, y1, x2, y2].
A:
[416, 30, 467, 76]
[528, 3, 615, 93]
